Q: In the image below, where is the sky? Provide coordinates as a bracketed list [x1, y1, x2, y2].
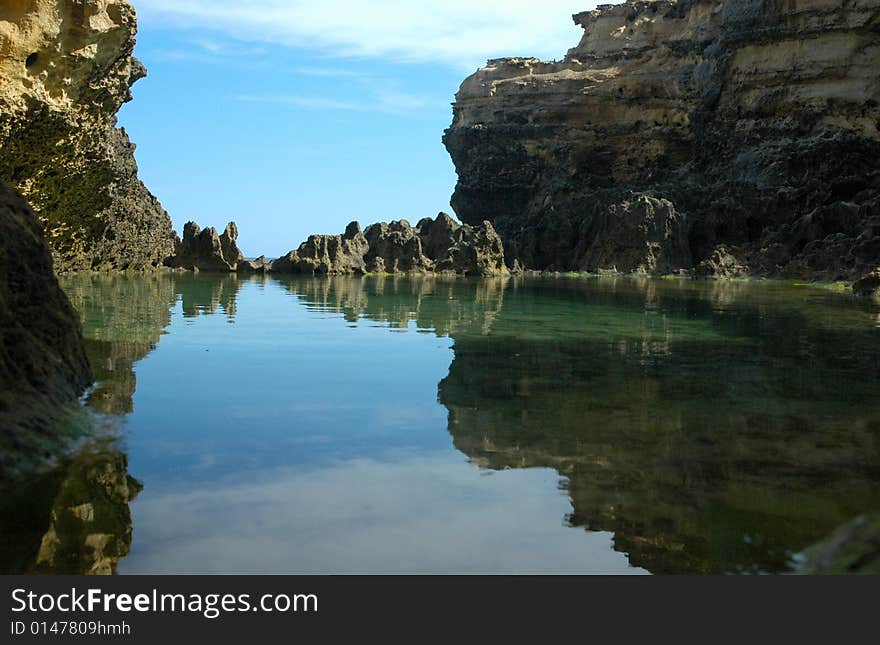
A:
[122, 1, 593, 258]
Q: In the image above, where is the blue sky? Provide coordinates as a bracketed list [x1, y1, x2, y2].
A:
[122, 1, 591, 258]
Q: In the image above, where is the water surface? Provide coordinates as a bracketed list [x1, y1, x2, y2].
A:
[5, 274, 880, 574]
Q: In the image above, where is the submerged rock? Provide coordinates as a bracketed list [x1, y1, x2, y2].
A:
[169, 221, 245, 272]
[801, 513, 880, 575]
[0, 0, 177, 270]
[0, 181, 93, 477]
[444, 0, 880, 280]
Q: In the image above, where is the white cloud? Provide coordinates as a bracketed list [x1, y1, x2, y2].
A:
[235, 84, 428, 115]
[136, 0, 592, 69]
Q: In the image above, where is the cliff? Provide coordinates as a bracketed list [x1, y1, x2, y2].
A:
[0, 180, 93, 477]
[0, 0, 177, 271]
[444, 0, 880, 280]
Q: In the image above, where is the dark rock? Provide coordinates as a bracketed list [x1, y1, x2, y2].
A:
[418, 212, 461, 261]
[0, 181, 93, 477]
[364, 220, 433, 273]
[444, 0, 880, 280]
[853, 270, 880, 296]
[696, 245, 751, 279]
[576, 195, 692, 274]
[800, 513, 880, 575]
[238, 256, 269, 274]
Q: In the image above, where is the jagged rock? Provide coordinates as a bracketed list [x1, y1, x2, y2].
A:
[418, 212, 461, 261]
[364, 220, 433, 274]
[696, 245, 751, 279]
[0, 181, 93, 477]
[268, 215, 509, 276]
[0, 1, 177, 271]
[444, 0, 880, 280]
[269, 222, 369, 275]
[414, 213, 506, 276]
[238, 256, 269, 274]
[169, 221, 244, 272]
[800, 513, 880, 575]
[853, 270, 880, 296]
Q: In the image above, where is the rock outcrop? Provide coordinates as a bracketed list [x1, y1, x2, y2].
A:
[853, 269, 880, 296]
[168, 221, 246, 272]
[444, 0, 880, 280]
[801, 513, 880, 575]
[0, 0, 177, 271]
[269, 214, 508, 277]
[0, 180, 92, 477]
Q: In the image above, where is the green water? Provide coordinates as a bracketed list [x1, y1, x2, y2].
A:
[3, 274, 880, 574]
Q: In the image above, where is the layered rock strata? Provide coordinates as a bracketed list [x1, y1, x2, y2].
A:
[0, 0, 177, 271]
[444, 0, 880, 280]
[0, 180, 92, 477]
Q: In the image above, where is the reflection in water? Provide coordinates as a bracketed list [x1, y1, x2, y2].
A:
[2, 273, 879, 574]
[439, 278, 880, 573]
[0, 443, 140, 575]
[0, 273, 245, 574]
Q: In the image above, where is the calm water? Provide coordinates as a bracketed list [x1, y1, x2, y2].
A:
[3, 274, 880, 574]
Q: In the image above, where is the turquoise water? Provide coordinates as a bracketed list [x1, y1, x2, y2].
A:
[5, 274, 880, 574]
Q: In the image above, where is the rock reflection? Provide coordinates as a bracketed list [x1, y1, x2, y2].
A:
[276, 274, 510, 336]
[438, 278, 880, 574]
[62, 273, 178, 415]
[0, 443, 140, 575]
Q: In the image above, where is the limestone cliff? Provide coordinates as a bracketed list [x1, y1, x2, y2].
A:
[444, 0, 880, 279]
[0, 0, 176, 271]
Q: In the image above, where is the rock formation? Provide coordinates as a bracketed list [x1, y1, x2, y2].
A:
[168, 221, 246, 272]
[801, 513, 880, 575]
[269, 214, 509, 277]
[0, 181, 92, 477]
[853, 269, 880, 296]
[0, 0, 177, 271]
[444, 0, 880, 280]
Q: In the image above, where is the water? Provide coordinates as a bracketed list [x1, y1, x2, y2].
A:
[3, 273, 880, 574]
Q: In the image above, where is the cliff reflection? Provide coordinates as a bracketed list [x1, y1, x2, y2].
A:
[437, 278, 880, 574]
[0, 443, 141, 575]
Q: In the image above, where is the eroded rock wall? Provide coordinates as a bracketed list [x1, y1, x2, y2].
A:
[444, 0, 880, 279]
[0, 180, 92, 477]
[0, 0, 177, 271]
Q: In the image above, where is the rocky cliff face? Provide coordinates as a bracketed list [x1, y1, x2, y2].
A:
[0, 180, 92, 477]
[0, 0, 176, 271]
[444, 0, 880, 279]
